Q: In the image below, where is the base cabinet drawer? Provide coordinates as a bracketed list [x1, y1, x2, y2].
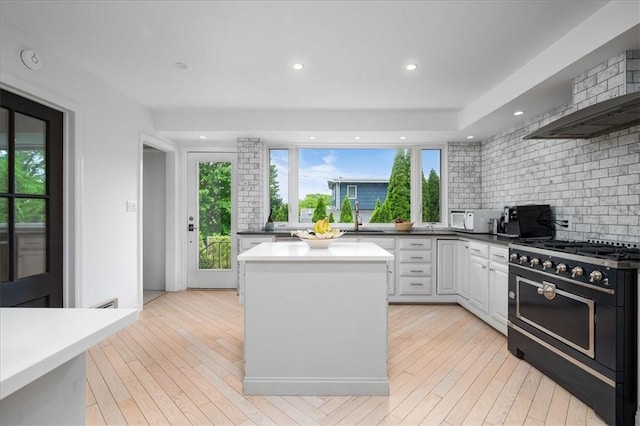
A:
[397, 250, 431, 263]
[240, 237, 274, 251]
[398, 276, 432, 295]
[397, 263, 432, 276]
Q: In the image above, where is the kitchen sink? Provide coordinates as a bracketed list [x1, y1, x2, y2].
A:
[346, 229, 388, 234]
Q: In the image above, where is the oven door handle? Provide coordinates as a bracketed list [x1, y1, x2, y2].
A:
[536, 283, 556, 300]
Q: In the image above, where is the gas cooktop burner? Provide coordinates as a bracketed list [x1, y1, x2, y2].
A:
[515, 239, 640, 261]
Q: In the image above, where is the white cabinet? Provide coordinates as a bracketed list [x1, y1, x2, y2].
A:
[468, 248, 490, 314]
[240, 236, 275, 252]
[436, 239, 457, 294]
[456, 239, 509, 336]
[455, 240, 470, 299]
[238, 235, 276, 303]
[359, 237, 395, 295]
[488, 246, 509, 335]
[396, 238, 432, 296]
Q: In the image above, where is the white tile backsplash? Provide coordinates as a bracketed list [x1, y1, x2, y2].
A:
[237, 138, 265, 231]
[445, 50, 640, 244]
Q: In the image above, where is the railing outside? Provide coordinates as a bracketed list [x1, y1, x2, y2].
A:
[200, 235, 231, 270]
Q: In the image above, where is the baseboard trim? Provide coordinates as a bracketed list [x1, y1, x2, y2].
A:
[243, 377, 389, 396]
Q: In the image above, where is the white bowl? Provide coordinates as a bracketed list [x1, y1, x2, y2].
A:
[300, 238, 336, 249]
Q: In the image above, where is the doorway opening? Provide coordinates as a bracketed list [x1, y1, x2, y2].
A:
[142, 145, 166, 304]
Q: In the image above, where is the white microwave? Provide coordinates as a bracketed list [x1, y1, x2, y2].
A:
[450, 209, 502, 233]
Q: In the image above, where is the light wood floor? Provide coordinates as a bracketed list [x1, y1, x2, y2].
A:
[86, 290, 607, 425]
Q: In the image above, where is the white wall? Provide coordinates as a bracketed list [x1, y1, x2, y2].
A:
[1, 24, 155, 308]
[143, 149, 166, 291]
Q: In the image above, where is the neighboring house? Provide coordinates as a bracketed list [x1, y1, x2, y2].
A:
[327, 178, 388, 211]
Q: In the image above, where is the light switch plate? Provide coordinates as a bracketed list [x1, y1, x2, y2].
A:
[126, 201, 136, 212]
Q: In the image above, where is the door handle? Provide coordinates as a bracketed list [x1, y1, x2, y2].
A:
[188, 224, 196, 232]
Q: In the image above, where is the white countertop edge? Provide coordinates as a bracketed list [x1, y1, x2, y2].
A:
[238, 241, 395, 262]
[0, 308, 138, 399]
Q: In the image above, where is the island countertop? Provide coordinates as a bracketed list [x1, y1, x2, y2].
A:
[237, 241, 395, 262]
[0, 307, 138, 399]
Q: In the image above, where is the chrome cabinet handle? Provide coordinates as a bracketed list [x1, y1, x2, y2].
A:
[410, 283, 423, 286]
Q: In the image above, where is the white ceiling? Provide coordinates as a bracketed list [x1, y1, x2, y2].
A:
[1, 0, 639, 144]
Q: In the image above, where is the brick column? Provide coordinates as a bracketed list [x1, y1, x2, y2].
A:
[237, 138, 265, 231]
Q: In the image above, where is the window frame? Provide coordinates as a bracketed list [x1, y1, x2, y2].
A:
[266, 144, 447, 229]
[346, 185, 357, 199]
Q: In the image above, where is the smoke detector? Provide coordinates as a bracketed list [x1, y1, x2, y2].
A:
[20, 49, 43, 71]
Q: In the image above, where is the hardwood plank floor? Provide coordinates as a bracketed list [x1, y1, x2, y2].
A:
[86, 290, 607, 425]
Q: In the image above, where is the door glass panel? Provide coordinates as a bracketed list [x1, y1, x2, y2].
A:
[0, 197, 8, 282]
[15, 198, 46, 279]
[15, 112, 46, 195]
[198, 161, 231, 270]
[0, 108, 8, 193]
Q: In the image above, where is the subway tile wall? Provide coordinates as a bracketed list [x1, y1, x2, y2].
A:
[237, 138, 265, 231]
[480, 122, 639, 243]
[447, 142, 482, 210]
[451, 51, 640, 243]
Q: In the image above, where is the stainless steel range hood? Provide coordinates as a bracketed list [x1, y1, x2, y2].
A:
[523, 91, 640, 139]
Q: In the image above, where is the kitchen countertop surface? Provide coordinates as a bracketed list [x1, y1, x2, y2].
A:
[238, 241, 395, 261]
[238, 229, 515, 246]
[0, 307, 138, 399]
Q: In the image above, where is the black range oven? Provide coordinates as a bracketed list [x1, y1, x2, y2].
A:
[507, 240, 638, 425]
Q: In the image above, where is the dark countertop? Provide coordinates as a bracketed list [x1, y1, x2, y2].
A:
[238, 229, 516, 246]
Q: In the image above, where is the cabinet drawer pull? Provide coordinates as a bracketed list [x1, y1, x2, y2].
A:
[471, 248, 482, 253]
[410, 243, 424, 246]
[410, 282, 423, 286]
[482, 265, 487, 269]
[410, 269, 423, 273]
[410, 256, 424, 259]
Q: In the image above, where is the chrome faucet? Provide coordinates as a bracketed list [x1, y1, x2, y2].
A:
[354, 201, 361, 231]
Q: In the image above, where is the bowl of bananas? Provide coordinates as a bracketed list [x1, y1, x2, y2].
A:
[292, 218, 345, 249]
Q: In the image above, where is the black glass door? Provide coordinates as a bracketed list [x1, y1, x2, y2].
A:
[0, 89, 63, 307]
[516, 276, 594, 357]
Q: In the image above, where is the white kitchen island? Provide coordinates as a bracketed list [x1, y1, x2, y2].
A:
[238, 241, 393, 396]
[0, 308, 138, 425]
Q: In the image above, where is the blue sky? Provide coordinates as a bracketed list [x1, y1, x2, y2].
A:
[270, 148, 441, 203]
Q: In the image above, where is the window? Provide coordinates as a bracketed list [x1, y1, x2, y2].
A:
[421, 149, 441, 223]
[269, 149, 288, 222]
[268, 146, 443, 227]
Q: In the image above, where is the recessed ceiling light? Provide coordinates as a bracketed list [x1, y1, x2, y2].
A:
[467, 135, 474, 139]
[199, 135, 207, 140]
[514, 110, 524, 116]
[399, 136, 407, 140]
[354, 136, 361, 140]
[293, 63, 304, 71]
[309, 136, 315, 140]
[405, 64, 418, 71]
[175, 62, 188, 69]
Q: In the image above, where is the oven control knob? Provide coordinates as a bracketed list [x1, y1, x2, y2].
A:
[589, 270, 603, 282]
[556, 263, 567, 274]
[518, 255, 529, 265]
[530, 258, 540, 267]
[542, 260, 553, 270]
[571, 266, 584, 278]
[509, 253, 519, 262]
